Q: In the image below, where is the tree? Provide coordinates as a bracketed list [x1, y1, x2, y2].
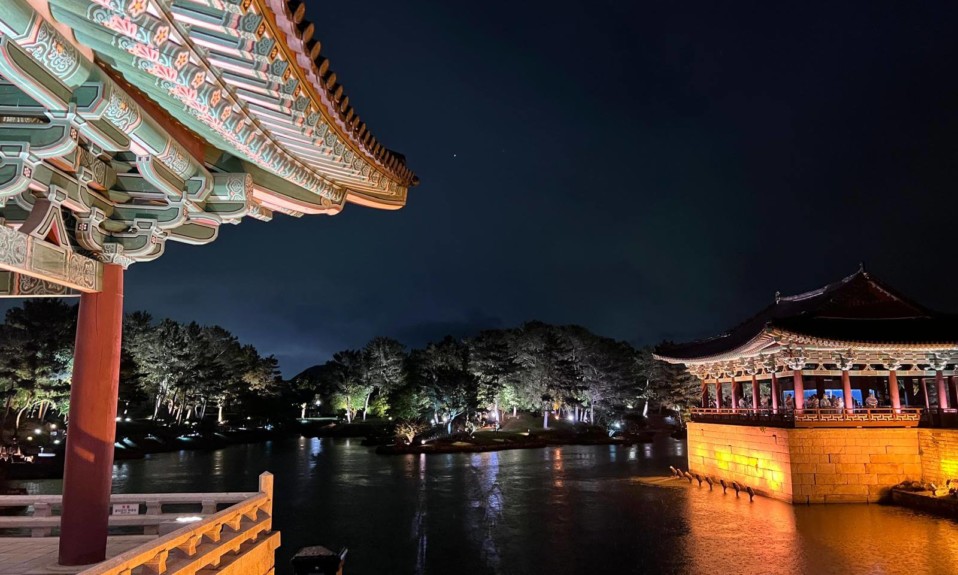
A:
[0, 299, 76, 435]
[361, 337, 406, 419]
[326, 350, 368, 423]
[470, 329, 518, 423]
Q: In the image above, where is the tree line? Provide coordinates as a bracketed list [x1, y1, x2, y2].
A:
[0, 301, 700, 435]
[290, 321, 700, 432]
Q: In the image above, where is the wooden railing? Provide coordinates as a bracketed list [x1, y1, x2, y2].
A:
[0, 473, 279, 575]
[690, 407, 923, 428]
[793, 407, 922, 428]
[0, 490, 258, 537]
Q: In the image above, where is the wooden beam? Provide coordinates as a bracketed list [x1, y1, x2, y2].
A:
[0, 270, 78, 297]
[0, 225, 101, 293]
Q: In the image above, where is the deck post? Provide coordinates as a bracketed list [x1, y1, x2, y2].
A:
[842, 370, 853, 414]
[770, 371, 780, 412]
[793, 371, 805, 410]
[59, 264, 124, 566]
[936, 370, 949, 409]
[751, 374, 760, 410]
[730, 377, 739, 411]
[888, 371, 901, 412]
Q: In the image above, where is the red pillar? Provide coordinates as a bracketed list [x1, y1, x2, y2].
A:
[751, 374, 760, 410]
[921, 378, 931, 410]
[842, 370, 853, 413]
[59, 264, 124, 566]
[700, 380, 709, 408]
[793, 370, 804, 410]
[770, 371, 780, 412]
[936, 370, 949, 409]
[715, 381, 723, 408]
[730, 377, 739, 411]
[949, 376, 958, 410]
[888, 371, 901, 412]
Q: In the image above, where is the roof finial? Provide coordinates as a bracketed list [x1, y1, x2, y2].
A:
[858, 261, 865, 273]
[775, 290, 781, 304]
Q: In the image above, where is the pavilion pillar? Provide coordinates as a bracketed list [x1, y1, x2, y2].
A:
[59, 264, 124, 566]
[770, 371, 780, 412]
[814, 376, 824, 400]
[751, 374, 760, 410]
[700, 380, 709, 408]
[949, 376, 958, 410]
[730, 377, 739, 411]
[936, 371, 949, 409]
[842, 370, 853, 413]
[888, 371, 901, 412]
[921, 378, 931, 410]
[793, 370, 804, 410]
[715, 381, 723, 408]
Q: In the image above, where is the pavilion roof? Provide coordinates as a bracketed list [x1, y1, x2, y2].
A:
[655, 269, 958, 363]
[45, 0, 416, 215]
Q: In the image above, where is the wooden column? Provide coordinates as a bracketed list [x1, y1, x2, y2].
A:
[814, 376, 824, 401]
[701, 380, 709, 408]
[770, 371, 780, 412]
[793, 370, 805, 410]
[888, 371, 901, 412]
[936, 371, 949, 409]
[842, 370, 853, 413]
[59, 264, 124, 566]
[921, 378, 931, 410]
[730, 377, 739, 411]
[715, 381, 722, 408]
[949, 376, 958, 410]
[751, 374, 760, 409]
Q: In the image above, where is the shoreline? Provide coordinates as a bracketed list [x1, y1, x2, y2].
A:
[2, 420, 675, 479]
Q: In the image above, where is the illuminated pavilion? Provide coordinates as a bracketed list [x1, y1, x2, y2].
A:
[656, 269, 958, 504]
[656, 268, 958, 427]
[0, 0, 415, 566]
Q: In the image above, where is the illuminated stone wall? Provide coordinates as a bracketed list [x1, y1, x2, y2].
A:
[688, 423, 922, 504]
[917, 429, 958, 486]
[687, 423, 794, 503]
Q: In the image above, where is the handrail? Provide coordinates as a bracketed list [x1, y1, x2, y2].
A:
[690, 407, 923, 428]
[78, 472, 275, 575]
[0, 492, 257, 510]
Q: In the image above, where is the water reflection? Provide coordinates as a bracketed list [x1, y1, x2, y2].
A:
[12, 436, 958, 575]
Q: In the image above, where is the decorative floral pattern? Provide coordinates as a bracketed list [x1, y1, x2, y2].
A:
[104, 90, 142, 132]
[22, 21, 80, 79]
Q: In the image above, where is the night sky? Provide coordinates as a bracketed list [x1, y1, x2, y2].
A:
[20, 2, 958, 376]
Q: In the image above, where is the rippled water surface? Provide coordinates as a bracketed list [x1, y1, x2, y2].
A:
[16, 437, 958, 575]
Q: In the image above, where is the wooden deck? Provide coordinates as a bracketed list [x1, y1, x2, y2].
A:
[0, 536, 154, 575]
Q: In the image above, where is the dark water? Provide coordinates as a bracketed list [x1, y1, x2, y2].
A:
[14, 437, 958, 575]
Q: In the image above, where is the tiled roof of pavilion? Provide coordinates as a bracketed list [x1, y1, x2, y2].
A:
[655, 269, 958, 363]
[46, 0, 416, 215]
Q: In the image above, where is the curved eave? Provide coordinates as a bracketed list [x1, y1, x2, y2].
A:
[767, 327, 958, 353]
[654, 331, 780, 365]
[46, 0, 413, 215]
[259, 0, 417, 187]
[345, 189, 406, 211]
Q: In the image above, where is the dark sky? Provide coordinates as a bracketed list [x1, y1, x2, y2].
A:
[18, 2, 958, 376]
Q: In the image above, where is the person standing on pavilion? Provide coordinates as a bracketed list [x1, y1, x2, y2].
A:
[785, 395, 795, 411]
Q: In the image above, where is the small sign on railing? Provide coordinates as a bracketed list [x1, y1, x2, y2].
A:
[111, 503, 139, 516]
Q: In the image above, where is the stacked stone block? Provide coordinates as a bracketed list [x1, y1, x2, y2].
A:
[687, 423, 923, 504]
